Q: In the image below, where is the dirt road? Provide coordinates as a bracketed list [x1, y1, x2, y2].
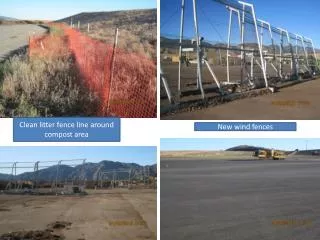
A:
[163, 78, 320, 120]
[0, 24, 47, 60]
[0, 189, 156, 240]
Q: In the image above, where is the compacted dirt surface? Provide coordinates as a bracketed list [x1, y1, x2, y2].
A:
[0, 24, 47, 60]
[0, 189, 156, 240]
[162, 78, 320, 120]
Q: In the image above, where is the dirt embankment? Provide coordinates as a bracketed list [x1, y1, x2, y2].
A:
[161, 151, 254, 160]
[161, 150, 320, 161]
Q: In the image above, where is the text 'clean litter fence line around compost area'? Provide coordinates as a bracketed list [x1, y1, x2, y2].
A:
[29, 23, 156, 118]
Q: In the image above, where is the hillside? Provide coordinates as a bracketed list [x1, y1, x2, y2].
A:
[160, 36, 282, 53]
[293, 149, 320, 155]
[226, 145, 270, 152]
[160, 36, 218, 49]
[0, 173, 10, 180]
[0, 160, 156, 181]
[57, 9, 156, 25]
[0, 16, 17, 21]
[57, 9, 156, 59]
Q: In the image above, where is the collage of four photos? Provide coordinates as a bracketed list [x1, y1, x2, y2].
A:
[1, 0, 320, 239]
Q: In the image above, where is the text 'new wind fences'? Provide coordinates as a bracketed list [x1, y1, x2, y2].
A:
[160, 0, 320, 114]
[29, 23, 156, 118]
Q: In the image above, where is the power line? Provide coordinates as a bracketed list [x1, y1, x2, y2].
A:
[160, 7, 180, 30]
[198, 3, 225, 42]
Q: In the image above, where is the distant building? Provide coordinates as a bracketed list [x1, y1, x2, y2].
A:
[64, 184, 85, 194]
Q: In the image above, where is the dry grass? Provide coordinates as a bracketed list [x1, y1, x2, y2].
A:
[105, 51, 157, 117]
[0, 46, 98, 117]
[0, 20, 46, 25]
[63, 25, 156, 117]
[160, 151, 254, 160]
[58, 9, 156, 59]
[0, 20, 156, 117]
[80, 20, 156, 59]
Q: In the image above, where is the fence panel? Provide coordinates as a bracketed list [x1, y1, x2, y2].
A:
[29, 24, 156, 118]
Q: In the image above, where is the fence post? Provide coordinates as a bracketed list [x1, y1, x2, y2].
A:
[28, 34, 31, 57]
[161, 67, 173, 104]
[87, 23, 90, 33]
[78, 21, 80, 29]
[107, 28, 119, 115]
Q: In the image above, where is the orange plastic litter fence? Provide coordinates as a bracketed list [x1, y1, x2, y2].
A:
[29, 24, 156, 118]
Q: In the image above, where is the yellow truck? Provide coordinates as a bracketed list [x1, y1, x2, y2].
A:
[254, 149, 286, 160]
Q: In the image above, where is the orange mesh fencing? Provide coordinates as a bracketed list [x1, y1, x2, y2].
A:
[29, 24, 156, 118]
[29, 35, 69, 58]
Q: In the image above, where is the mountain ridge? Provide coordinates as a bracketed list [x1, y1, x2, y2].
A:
[0, 160, 156, 181]
[0, 16, 17, 21]
[56, 9, 156, 25]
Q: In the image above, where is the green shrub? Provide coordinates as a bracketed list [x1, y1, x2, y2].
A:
[49, 26, 64, 37]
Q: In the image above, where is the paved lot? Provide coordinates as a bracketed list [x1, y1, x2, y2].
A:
[0, 24, 47, 60]
[161, 158, 320, 240]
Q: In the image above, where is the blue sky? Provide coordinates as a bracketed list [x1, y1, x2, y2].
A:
[161, 138, 320, 151]
[0, 0, 156, 20]
[0, 146, 157, 169]
[161, 0, 320, 47]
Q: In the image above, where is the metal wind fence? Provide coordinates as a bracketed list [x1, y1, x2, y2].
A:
[96, 167, 156, 190]
[160, 0, 319, 103]
[29, 23, 156, 118]
[0, 159, 86, 194]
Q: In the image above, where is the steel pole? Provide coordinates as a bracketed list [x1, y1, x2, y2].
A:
[308, 38, 319, 72]
[178, 0, 185, 95]
[249, 3, 268, 87]
[226, 9, 232, 83]
[161, 67, 174, 104]
[192, 0, 205, 99]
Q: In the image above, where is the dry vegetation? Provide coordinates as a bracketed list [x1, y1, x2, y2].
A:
[86, 24, 156, 59]
[0, 10, 157, 117]
[66, 9, 157, 59]
[160, 151, 254, 159]
[0, 27, 98, 117]
[0, 20, 46, 25]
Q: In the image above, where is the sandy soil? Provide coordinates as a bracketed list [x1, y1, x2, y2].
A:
[160, 62, 291, 102]
[0, 189, 156, 240]
[162, 77, 320, 120]
[0, 24, 47, 60]
[161, 61, 319, 120]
